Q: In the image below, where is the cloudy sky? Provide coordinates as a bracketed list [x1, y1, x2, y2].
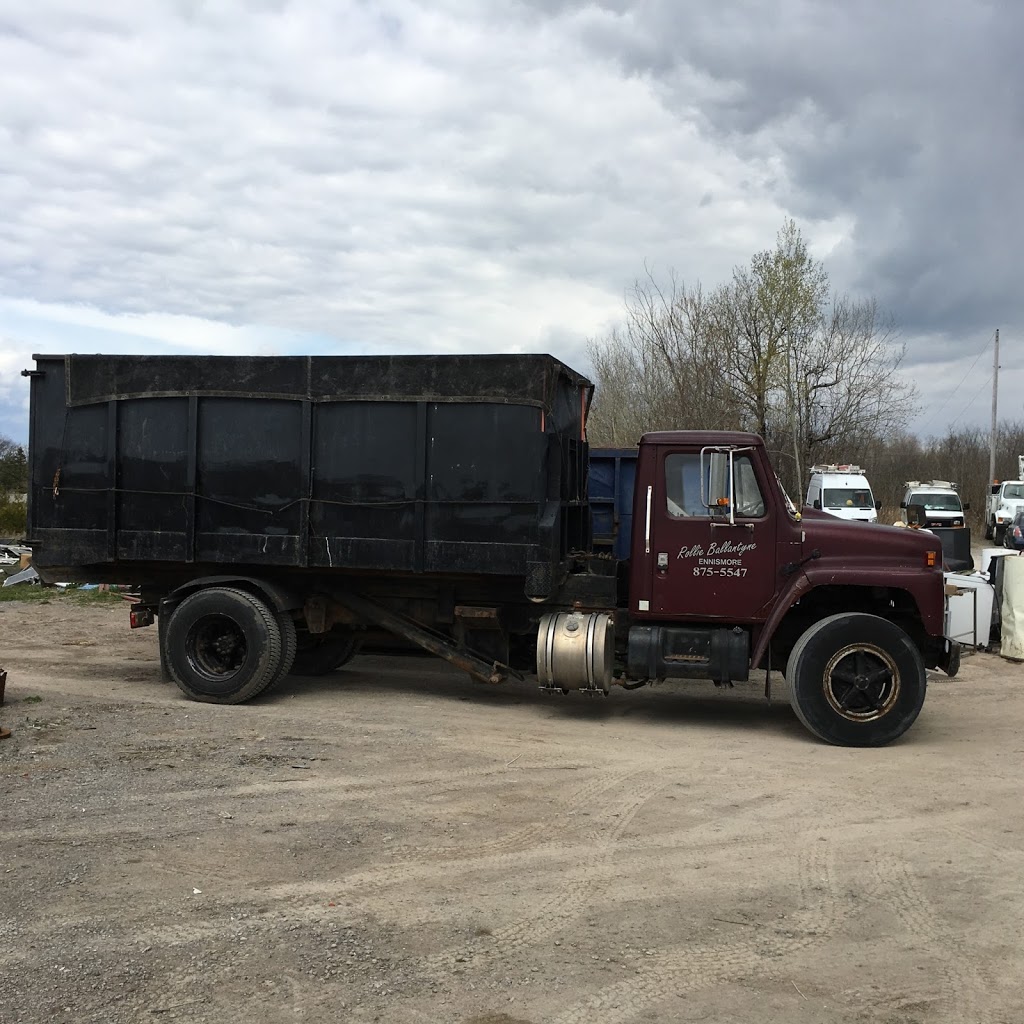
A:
[1, 0, 1021, 444]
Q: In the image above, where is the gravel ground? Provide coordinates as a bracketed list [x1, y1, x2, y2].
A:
[2, 595, 1024, 1024]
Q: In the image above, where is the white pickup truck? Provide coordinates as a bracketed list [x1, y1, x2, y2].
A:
[985, 456, 1024, 544]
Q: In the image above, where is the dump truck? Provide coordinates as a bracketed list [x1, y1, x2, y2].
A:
[23, 354, 959, 746]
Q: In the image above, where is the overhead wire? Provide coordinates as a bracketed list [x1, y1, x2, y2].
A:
[919, 330, 995, 437]
[946, 372, 994, 431]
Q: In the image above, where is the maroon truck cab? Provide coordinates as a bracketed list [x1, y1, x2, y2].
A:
[620, 431, 956, 746]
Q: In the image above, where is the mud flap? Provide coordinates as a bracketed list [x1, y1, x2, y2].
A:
[939, 638, 961, 678]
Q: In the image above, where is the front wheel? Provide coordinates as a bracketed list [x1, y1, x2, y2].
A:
[995, 523, 1007, 545]
[786, 613, 926, 747]
[984, 518, 994, 540]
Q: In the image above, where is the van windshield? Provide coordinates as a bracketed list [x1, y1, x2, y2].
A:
[910, 493, 961, 511]
[824, 488, 874, 510]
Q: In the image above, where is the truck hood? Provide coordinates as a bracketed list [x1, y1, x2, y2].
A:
[798, 509, 941, 570]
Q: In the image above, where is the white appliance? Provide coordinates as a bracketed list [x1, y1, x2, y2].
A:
[945, 572, 996, 649]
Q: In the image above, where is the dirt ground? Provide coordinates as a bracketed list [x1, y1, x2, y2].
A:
[2, 597, 1024, 1024]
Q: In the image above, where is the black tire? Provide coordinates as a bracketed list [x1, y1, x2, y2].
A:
[984, 518, 994, 540]
[995, 523, 1007, 545]
[291, 631, 361, 676]
[259, 612, 298, 694]
[786, 613, 926, 747]
[165, 587, 285, 704]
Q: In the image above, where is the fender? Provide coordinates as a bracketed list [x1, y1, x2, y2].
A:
[750, 571, 814, 667]
[750, 563, 944, 667]
[160, 575, 302, 614]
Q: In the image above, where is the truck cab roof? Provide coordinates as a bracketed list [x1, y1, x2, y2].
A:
[639, 430, 762, 447]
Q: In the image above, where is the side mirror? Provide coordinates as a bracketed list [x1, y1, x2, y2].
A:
[813, 499, 821, 510]
[899, 501, 907, 509]
[963, 502, 971, 511]
[875, 500, 882, 510]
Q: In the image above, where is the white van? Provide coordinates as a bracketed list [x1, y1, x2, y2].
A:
[805, 464, 880, 523]
[901, 480, 968, 529]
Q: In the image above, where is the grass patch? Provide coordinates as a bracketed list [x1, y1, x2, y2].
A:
[66, 588, 127, 606]
[22, 695, 43, 704]
[0, 585, 127, 605]
[0, 585, 52, 602]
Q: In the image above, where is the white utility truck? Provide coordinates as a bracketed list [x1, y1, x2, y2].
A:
[806, 464, 880, 523]
[986, 456, 1024, 544]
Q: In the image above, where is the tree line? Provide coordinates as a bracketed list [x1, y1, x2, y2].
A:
[0, 437, 28, 538]
[858, 422, 1024, 531]
[586, 220, 1014, 531]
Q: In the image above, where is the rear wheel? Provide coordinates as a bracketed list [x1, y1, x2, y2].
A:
[786, 613, 926, 747]
[165, 587, 286, 704]
[291, 630, 361, 676]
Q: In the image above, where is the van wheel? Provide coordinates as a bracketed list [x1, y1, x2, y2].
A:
[786, 613, 926, 747]
[165, 587, 285, 704]
[291, 630, 361, 676]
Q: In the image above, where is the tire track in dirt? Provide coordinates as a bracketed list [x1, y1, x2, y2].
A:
[869, 851, 997, 1024]
[418, 770, 671, 974]
[550, 834, 839, 1024]
[224, 766, 648, 911]
[379, 766, 638, 861]
[3, 767, 659, 959]
[1, 763, 570, 846]
[945, 823, 1024, 862]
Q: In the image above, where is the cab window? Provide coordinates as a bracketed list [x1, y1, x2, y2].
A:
[665, 453, 765, 518]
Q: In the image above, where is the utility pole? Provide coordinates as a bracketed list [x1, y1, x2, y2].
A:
[989, 328, 1000, 487]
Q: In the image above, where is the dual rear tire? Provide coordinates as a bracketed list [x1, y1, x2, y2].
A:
[164, 587, 296, 704]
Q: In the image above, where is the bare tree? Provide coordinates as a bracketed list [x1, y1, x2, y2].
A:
[586, 220, 918, 497]
[586, 271, 737, 446]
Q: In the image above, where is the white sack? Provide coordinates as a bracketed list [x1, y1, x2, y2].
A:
[1000, 555, 1024, 661]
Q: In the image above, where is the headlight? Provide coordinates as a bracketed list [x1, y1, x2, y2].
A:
[953, 519, 963, 527]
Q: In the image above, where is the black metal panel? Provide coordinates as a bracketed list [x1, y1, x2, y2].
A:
[424, 402, 547, 573]
[116, 397, 189, 560]
[195, 398, 303, 564]
[310, 400, 418, 571]
[33, 400, 108, 545]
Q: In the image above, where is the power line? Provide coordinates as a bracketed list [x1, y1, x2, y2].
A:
[947, 372, 993, 431]
[920, 331, 996, 436]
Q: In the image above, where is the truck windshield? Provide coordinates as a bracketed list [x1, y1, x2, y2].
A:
[1004, 484, 1024, 500]
[824, 488, 874, 509]
[911, 493, 962, 511]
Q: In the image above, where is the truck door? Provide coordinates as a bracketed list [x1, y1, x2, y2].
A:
[645, 446, 780, 619]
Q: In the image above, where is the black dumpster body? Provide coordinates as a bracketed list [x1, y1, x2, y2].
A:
[27, 354, 593, 611]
